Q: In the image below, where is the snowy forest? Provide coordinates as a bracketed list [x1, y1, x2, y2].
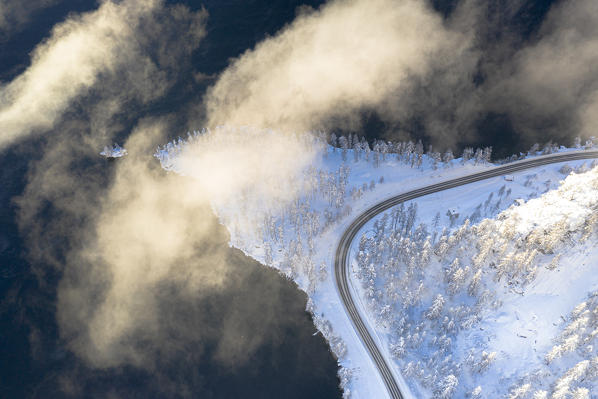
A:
[355, 162, 598, 397]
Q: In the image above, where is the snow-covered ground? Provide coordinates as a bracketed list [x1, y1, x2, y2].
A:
[351, 157, 598, 398]
[155, 128, 598, 398]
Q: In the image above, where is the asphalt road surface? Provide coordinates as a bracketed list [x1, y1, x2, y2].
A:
[334, 150, 598, 399]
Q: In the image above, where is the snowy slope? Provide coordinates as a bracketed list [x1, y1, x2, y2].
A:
[351, 159, 598, 398]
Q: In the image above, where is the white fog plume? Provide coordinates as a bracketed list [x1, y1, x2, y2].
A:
[57, 120, 228, 367]
[203, 0, 598, 148]
[56, 122, 318, 369]
[156, 127, 322, 204]
[204, 0, 467, 135]
[0, 0, 161, 148]
[10, 0, 209, 372]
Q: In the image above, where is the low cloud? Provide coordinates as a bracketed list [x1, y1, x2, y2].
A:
[12, 0, 313, 378]
[204, 0, 467, 140]
[53, 121, 314, 371]
[10, 0, 221, 373]
[491, 0, 598, 144]
[56, 120, 229, 368]
[202, 0, 598, 151]
[165, 127, 320, 204]
[429, 0, 598, 149]
[0, 0, 205, 149]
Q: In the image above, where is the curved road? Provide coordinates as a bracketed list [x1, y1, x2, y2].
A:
[334, 150, 598, 399]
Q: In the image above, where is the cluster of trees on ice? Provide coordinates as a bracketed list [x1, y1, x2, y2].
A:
[355, 165, 598, 397]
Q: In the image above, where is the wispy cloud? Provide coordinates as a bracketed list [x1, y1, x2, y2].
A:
[11, 0, 212, 374]
[11, 0, 310, 379]
[0, 0, 181, 149]
[55, 120, 227, 367]
[203, 0, 598, 150]
[204, 0, 466, 138]
[490, 0, 598, 143]
[51, 120, 314, 370]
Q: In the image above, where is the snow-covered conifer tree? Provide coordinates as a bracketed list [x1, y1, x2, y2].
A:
[427, 294, 445, 320]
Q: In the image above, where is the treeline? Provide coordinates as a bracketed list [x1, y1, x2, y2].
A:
[327, 132, 597, 167]
[327, 132, 491, 169]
